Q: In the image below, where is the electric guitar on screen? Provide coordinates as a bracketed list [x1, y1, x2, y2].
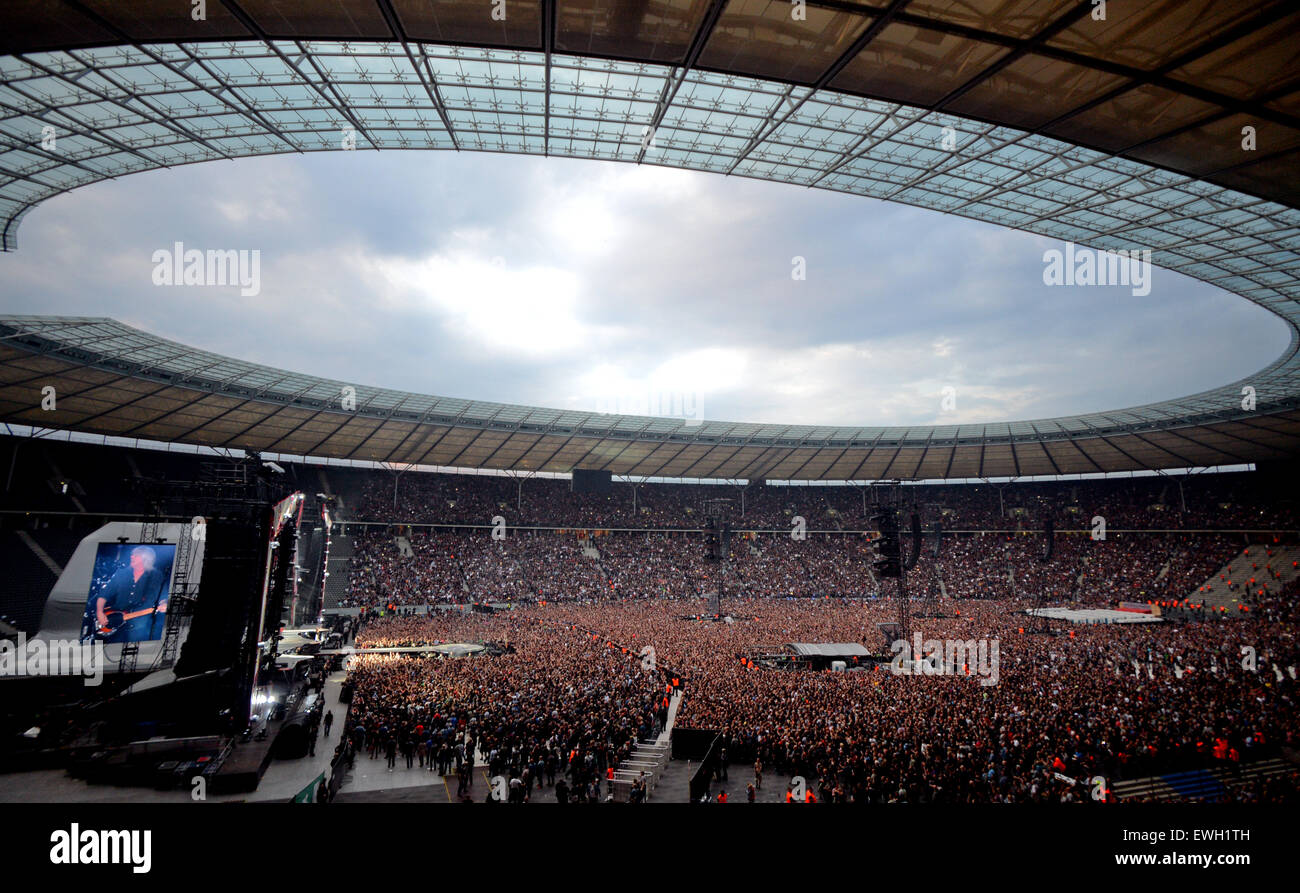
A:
[95, 603, 167, 636]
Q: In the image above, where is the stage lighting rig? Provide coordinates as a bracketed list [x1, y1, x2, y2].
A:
[871, 509, 912, 645]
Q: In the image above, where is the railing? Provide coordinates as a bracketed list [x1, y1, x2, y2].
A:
[611, 739, 672, 803]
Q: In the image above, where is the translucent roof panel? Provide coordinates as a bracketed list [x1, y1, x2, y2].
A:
[1, 12, 1298, 476]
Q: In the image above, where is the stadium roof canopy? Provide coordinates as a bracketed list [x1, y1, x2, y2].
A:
[0, 2, 1298, 479]
[1, 315, 1296, 478]
[4, 0, 1300, 251]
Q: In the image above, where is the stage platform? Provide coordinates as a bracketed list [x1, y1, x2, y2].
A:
[0, 670, 350, 803]
[211, 730, 276, 795]
[1026, 607, 1163, 625]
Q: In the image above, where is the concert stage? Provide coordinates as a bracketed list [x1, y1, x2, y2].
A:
[210, 729, 278, 795]
[0, 670, 349, 803]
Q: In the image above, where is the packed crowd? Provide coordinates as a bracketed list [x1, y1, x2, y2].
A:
[338, 526, 1246, 610]
[337, 597, 1299, 803]
[654, 599, 1300, 803]
[343, 532, 468, 608]
[327, 471, 1296, 803]
[348, 468, 1293, 532]
[338, 611, 667, 802]
[333, 471, 1292, 611]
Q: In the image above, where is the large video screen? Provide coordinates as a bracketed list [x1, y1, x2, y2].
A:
[81, 542, 176, 644]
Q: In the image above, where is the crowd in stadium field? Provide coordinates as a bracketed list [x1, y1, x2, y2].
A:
[1253, 577, 1300, 625]
[328, 470, 1297, 802]
[336, 597, 1299, 803]
[353, 611, 496, 649]
[652, 599, 1299, 803]
[336, 613, 667, 803]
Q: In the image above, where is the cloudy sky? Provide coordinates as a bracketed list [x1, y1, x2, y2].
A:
[0, 149, 1288, 429]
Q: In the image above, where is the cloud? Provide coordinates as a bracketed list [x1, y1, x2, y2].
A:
[0, 150, 1289, 432]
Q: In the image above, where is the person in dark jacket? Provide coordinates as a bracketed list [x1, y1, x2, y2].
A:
[87, 545, 169, 643]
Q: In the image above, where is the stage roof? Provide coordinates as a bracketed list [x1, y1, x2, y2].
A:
[789, 642, 871, 657]
[0, 3, 1298, 478]
[1, 315, 1298, 478]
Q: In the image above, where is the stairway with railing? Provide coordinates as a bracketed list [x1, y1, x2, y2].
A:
[610, 691, 681, 802]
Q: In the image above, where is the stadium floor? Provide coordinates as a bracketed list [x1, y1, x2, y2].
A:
[653, 760, 794, 804]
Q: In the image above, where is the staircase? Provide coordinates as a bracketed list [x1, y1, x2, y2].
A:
[1187, 543, 1300, 612]
[577, 537, 614, 595]
[610, 691, 681, 802]
[322, 533, 353, 609]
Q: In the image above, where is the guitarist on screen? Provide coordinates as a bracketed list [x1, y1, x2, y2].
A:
[89, 545, 169, 643]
